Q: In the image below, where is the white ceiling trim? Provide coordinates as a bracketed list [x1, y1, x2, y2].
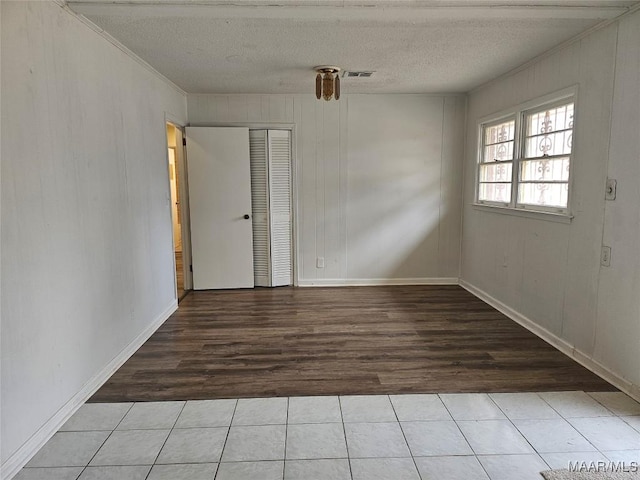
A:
[58, 2, 187, 96]
[68, 2, 636, 21]
[66, 0, 638, 5]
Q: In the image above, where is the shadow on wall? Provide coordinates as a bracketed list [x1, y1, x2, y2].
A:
[347, 149, 441, 278]
[344, 162, 443, 280]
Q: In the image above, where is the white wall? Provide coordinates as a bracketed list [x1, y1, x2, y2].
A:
[595, 11, 640, 392]
[0, 1, 187, 476]
[461, 11, 640, 398]
[187, 93, 465, 285]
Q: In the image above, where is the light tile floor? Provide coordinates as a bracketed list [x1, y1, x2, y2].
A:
[15, 392, 640, 480]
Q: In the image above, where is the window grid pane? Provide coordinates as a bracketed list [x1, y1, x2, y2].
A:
[478, 183, 512, 203]
[526, 103, 574, 136]
[520, 158, 570, 182]
[485, 120, 515, 145]
[524, 103, 574, 158]
[484, 141, 514, 162]
[480, 163, 512, 182]
[483, 120, 516, 165]
[524, 131, 572, 158]
[517, 182, 569, 209]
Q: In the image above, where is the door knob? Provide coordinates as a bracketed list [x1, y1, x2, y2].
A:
[244, 214, 250, 220]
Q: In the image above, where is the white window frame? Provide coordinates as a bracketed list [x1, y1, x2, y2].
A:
[475, 87, 578, 219]
[476, 113, 517, 208]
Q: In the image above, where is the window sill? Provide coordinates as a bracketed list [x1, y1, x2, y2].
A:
[471, 203, 573, 224]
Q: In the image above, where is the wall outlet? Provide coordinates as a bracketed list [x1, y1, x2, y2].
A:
[605, 178, 617, 200]
[316, 257, 325, 269]
[601, 246, 611, 267]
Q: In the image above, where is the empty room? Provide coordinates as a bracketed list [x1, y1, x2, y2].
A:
[2, 1, 640, 479]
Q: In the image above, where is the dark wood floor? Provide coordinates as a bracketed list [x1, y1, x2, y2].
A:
[90, 286, 615, 402]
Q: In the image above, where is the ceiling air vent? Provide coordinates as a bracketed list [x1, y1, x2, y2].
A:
[343, 71, 375, 78]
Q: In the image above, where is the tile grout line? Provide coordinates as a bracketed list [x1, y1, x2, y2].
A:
[437, 393, 493, 480]
[143, 400, 188, 480]
[585, 391, 626, 417]
[389, 394, 425, 480]
[535, 392, 612, 459]
[486, 393, 552, 471]
[337, 396, 355, 480]
[282, 397, 289, 480]
[74, 402, 136, 479]
[540, 391, 616, 417]
[214, 399, 240, 479]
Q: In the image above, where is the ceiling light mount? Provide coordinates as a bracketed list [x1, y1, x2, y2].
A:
[314, 66, 341, 101]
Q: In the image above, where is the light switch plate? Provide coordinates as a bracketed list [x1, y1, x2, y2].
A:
[316, 257, 325, 268]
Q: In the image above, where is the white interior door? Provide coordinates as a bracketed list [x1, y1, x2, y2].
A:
[186, 127, 254, 290]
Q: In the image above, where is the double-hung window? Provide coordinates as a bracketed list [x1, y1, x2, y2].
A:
[477, 93, 575, 215]
[478, 118, 516, 205]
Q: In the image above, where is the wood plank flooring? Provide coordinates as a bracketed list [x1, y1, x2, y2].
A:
[90, 286, 615, 402]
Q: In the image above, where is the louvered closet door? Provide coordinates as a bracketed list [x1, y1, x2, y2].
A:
[249, 130, 271, 287]
[267, 130, 293, 287]
[249, 129, 293, 287]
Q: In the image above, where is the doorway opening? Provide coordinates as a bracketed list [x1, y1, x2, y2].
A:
[166, 122, 191, 300]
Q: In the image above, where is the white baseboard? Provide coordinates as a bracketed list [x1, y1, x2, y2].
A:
[1, 300, 178, 480]
[460, 280, 640, 403]
[298, 277, 459, 287]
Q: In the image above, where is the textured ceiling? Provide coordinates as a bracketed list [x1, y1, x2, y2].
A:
[68, 1, 640, 94]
